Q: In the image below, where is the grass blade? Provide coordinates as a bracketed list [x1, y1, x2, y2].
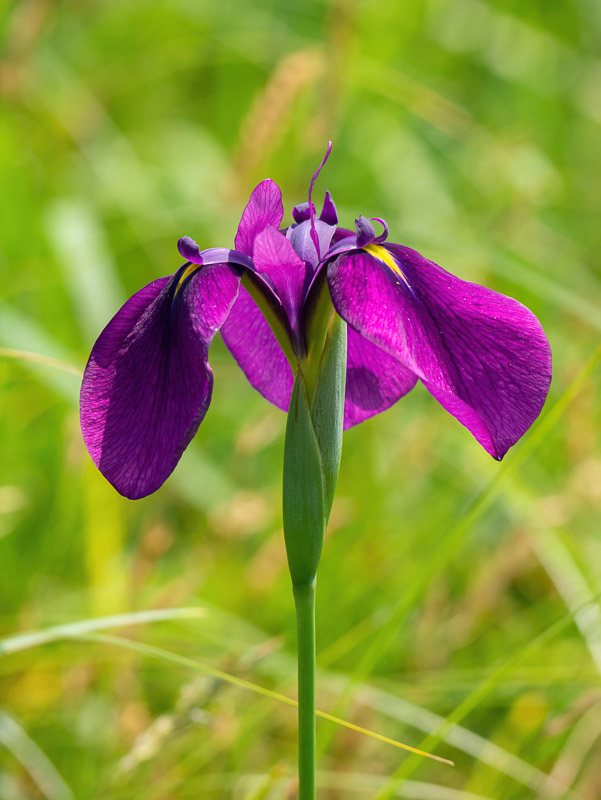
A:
[0, 711, 74, 800]
[82, 632, 453, 766]
[0, 607, 206, 656]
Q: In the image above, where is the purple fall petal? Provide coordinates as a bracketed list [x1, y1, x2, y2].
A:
[235, 179, 284, 257]
[327, 247, 552, 457]
[344, 326, 417, 429]
[80, 265, 239, 499]
[220, 286, 294, 411]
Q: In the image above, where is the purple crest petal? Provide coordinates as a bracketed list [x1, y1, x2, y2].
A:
[235, 179, 284, 257]
[253, 226, 308, 332]
[355, 216, 376, 248]
[344, 327, 417, 429]
[220, 286, 294, 411]
[80, 265, 239, 499]
[327, 247, 552, 458]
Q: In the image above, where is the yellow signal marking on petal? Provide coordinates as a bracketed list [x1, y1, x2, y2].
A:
[363, 244, 410, 287]
[175, 264, 199, 296]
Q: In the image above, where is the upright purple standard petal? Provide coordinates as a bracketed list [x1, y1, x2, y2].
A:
[235, 179, 284, 257]
[80, 265, 239, 499]
[327, 247, 552, 458]
[218, 180, 300, 412]
[253, 226, 308, 332]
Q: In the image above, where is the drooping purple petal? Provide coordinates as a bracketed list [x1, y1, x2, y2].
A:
[327, 246, 552, 458]
[220, 286, 294, 411]
[344, 326, 417, 429]
[253, 226, 308, 332]
[80, 265, 239, 499]
[235, 179, 284, 257]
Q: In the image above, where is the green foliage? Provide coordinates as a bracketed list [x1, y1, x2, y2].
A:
[1, 0, 601, 798]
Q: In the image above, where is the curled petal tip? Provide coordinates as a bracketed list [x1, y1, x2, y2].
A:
[178, 236, 203, 263]
[370, 217, 389, 244]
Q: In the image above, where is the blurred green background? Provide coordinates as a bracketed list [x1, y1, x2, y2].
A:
[1, 0, 601, 798]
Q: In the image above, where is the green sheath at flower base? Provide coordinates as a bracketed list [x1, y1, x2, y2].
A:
[282, 309, 347, 587]
[306, 311, 347, 520]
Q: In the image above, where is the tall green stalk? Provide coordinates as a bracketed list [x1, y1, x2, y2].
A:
[293, 581, 316, 799]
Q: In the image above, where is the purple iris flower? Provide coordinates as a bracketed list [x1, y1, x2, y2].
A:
[80, 145, 551, 500]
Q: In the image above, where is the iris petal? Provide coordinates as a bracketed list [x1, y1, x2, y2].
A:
[344, 327, 417, 429]
[221, 289, 417, 428]
[286, 218, 336, 270]
[354, 216, 376, 248]
[327, 246, 552, 458]
[235, 179, 284, 257]
[320, 191, 338, 225]
[80, 265, 239, 499]
[253, 226, 308, 332]
[220, 286, 294, 411]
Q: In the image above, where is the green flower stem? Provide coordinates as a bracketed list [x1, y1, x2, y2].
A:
[293, 580, 317, 800]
